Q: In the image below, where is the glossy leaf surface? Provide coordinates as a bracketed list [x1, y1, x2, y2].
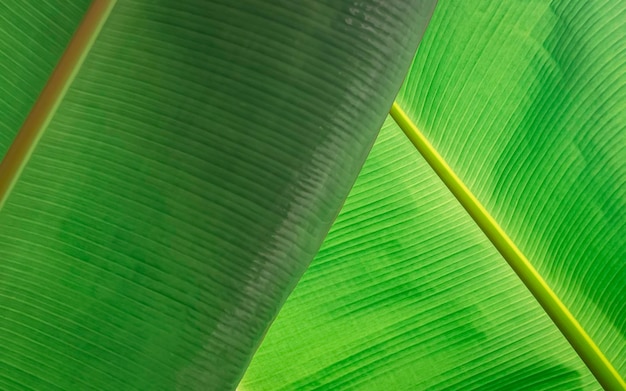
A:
[241, 119, 600, 391]
[397, 0, 626, 380]
[0, 0, 435, 389]
[243, 0, 625, 389]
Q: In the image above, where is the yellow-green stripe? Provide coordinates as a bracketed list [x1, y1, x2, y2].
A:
[389, 101, 626, 391]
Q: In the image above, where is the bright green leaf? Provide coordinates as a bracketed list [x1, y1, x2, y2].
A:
[1, 0, 624, 390]
[241, 118, 601, 391]
[397, 0, 626, 383]
[242, 0, 625, 390]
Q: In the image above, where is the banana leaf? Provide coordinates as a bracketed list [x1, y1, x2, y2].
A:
[1, 0, 625, 390]
[242, 1, 626, 390]
[0, 0, 434, 389]
[241, 117, 600, 390]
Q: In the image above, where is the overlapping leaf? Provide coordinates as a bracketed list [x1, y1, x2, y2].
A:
[243, 0, 625, 389]
[0, 1, 435, 389]
[241, 119, 600, 391]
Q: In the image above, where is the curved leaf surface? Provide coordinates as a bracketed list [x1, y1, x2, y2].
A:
[0, 0, 434, 389]
[241, 119, 600, 391]
[396, 0, 625, 383]
[243, 0, 625, 389]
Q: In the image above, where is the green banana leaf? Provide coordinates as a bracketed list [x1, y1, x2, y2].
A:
[1, 1, 625, 391]
[0, 0, 434, 389]
[241, 118, 600, 390]
[242, 1, 626, 390]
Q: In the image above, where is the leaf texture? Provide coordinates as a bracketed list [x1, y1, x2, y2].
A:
[242, 0, 625, 389]
[396, 0, 626, 381]
[0, 0, 91, 156]
[0, 0, 435, 389]
[240, 118, 600, 391]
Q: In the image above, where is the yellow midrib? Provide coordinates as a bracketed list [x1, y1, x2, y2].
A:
[0, 0, 116, 210]
[389, 101, 625, 391]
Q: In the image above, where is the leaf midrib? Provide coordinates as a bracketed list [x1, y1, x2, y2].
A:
[389, 101, 625, 391]
[0, 0, 116, 210]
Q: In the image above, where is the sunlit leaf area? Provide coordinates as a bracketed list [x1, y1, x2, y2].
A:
[0, 1, 624, 390]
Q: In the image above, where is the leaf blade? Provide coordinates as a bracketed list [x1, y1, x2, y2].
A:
[241, 118, 600, 390]
[396, 0, 626, 386]
[390, 101, 625, 390]
[0, 0, 92, 156]
[0, 0, 116, 209]
[242, 0, 625, 389]
[0, 0, 433, 389]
